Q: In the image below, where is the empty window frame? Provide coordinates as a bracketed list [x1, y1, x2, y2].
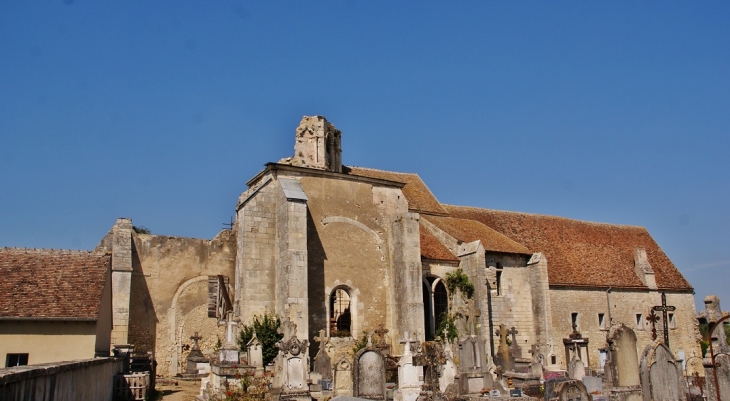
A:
[668, 312, 676, 329]
[636, 313, 645, 330]
[571, 312, 579, 331]
[496, 263, 503, 296]
[329, 288, 351, 336]
[598, 313, 607, 330]
[6, 353, 28, 367]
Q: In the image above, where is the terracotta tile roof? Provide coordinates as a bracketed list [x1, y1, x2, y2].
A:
[0, 248, 110, 319]
[422, 215, 531, 255]
[444, 205, 693, 291]
[420, 224, 459, 262]
[346, 167, 448, 215]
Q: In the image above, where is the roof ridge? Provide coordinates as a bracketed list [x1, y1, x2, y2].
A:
[0, 247, 96, 254]
[346, 165, 418, 176]
[443, 204, 647, 230]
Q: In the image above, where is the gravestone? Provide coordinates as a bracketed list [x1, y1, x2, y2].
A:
[313, 330, 333, 382]
[529, 342, 544, 379]
[353, 337, 387, 400]
[457, 335, 488, 394]
[551, 379, 592, 401]
[639, 339, 685, 401]
[604, 324, 642, 401]
[582, 376, 602, 395]
[702, 295, 730, 401]
[247, 331, 263, 370]
[186, 332, 210, 377]
[508, 326, 522, 359]
[394, 331, 421, 401]
[494, 324, 515, 372]
[334, 356, 354, 396]
[439, 330, 457, 393]
[275, 317, 310, 401]
[568, 349, 586, 381]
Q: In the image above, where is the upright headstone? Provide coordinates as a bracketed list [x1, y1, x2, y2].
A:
[439, 330, 457, 393]
[334, 356, 353, 397]
[639, 339, 685, 401]
[186, 332, 210, 376]
[275, 317, 310, 401]
[568, 349, 586, 381]
[247, 331, 263, 370]
[508, 326, 522, 359]
[353, 334, 387, 400]
[312, 330, 333, 391]
[494, 324, 515, 372]
[528, 342, 544, 378]
[604, 324, 642, 401]
[394, 332, 422, 401]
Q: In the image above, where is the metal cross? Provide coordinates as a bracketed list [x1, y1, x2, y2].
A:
[646, 311, 660, 341]
[652, 292, 676, 347]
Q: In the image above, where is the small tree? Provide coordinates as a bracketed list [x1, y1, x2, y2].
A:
[238, 313, 283, 366]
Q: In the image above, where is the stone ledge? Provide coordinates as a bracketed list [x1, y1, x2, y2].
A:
[0, 357, 123, 385]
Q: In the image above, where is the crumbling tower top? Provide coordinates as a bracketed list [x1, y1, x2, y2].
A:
[280, 115, 342, 173]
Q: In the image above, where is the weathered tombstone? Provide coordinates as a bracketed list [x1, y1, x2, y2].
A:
[564, 323, 590, 370]
[545, 377, 572, 401]
[552, 379, 593, 401]
[313, 330, 333, 385]
[457, 335, 488, 394]
[416, 341, 444, 394]
[568, 349, 586, 381]
[247, 331, 263, 370]
[334, 356, 354, 396]
[639, 339, 685, 401]
[439, 330, 457, 393]
[353, 335, 387, 400]
[582, 376, 602, 395]
[208, 312, 243, 394]
[508, 326, 522, 359]
[494, 324, 515, 373]
[186, 332, 210, 377]
[373, 324, 391, 355]
[604, 324, 642, 401]
[275, 317, 310, 401]
[393, 332, 421, 401]
[529, 342, 544, 379]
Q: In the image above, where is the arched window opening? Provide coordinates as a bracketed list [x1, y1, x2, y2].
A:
[330, 288, 351, 336]
[424, 276, 449, 341]
[433, 281, 448, 335]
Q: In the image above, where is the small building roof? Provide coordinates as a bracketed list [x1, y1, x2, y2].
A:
[419, 225, 460, 262]
[347, 167, 449, 215]
[444, 205, 693, 291]
[422, 215, 531, 255]
[0, 248, 110, 320]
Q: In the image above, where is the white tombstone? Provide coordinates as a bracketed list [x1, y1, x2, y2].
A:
[394, 331, 422, 401]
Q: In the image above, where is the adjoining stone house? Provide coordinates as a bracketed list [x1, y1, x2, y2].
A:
[2, 115, 701, 376]
[0, 248, 113, 367]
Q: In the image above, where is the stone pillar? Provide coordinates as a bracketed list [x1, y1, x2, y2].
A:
[388, 212, 424, 354]
[276, 178, 309, 338]
[704, 295, 729, 353]
[110, 218, 133, 347]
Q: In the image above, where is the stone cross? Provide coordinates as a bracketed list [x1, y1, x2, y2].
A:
[466, 299, 481, 336]
[400, 331, 418, 355]
[366, 332, 373, 347]
[496, 324, 509, 351]
[225, 311, 238, 345]
[652, 292, 676, 347]
[508, 327, 518, 346]
[278, 317, 297, 340]
[190, 331, 203, 351]
[646, 311, 660, 341]
[528, 342, 541, 363]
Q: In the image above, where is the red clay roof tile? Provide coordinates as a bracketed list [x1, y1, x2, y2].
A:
[0, 248, 110, 319]
[347, 167, 449, 215]
[422, 215, 531, 255]
[420, 224, 460, 262]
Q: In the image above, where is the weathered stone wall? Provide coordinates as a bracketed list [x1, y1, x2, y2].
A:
[236, 176, 278, 323]
[0, 358, 124, 401]
[301, 175, 408, 344]
[549, 287, 701, 372]
[97, 228, 236, 376]
[488, 254, 537, 358]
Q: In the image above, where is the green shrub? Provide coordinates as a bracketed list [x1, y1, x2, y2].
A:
[445, 269, 474, 300]
[238, 313, 283, 366]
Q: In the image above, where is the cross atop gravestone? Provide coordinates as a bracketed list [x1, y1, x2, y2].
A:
[652, 292, 676, 347]
[646, 311, 660, 341]
[278, 317, 298, 340]
[314, 329, 328, 347]
[374, 324, 389, 345]
[190, 331, 203, 350]
[224, 311, 238, 345]
[466, 299, 481, 336]
[508, 327, 518, 345]
[366, 332, 373, 347]
[400, 331, 419, 355]
[528, 342, 541, 363]
[496, 324, 509, 351]
[569, 321, 583, 340]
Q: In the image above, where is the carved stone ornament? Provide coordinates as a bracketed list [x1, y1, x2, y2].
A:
[278, 337, 309, 356]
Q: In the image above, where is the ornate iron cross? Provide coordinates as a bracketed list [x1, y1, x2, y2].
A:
[646, 311, 660, 341]
[652, 292, 676, 347]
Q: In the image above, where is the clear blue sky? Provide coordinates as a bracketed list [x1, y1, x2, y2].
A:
[1, 2, 728, 309]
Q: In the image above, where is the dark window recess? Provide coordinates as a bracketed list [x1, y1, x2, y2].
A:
[496, 264, 503, 296]
[6, 353, 28, 367]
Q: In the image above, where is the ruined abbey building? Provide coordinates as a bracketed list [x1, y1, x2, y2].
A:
[0, 115, 700, 376]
